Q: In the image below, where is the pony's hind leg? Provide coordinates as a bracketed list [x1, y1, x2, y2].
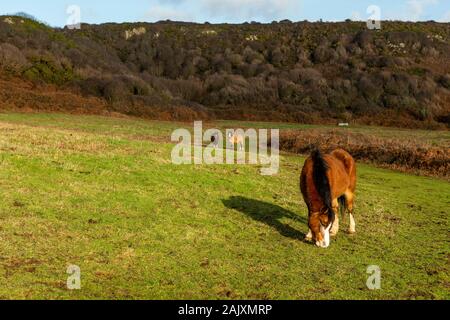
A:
[349, 211, 356, 234]
[345, 191, 356, 234]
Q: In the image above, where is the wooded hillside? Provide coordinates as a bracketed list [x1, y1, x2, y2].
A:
[1, 15, 449, 127]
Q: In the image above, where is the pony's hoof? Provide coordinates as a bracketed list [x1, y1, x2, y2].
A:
[348, 229, 356, 234]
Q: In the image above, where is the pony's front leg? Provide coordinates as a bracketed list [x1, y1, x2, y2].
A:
[330, 200, 339, 236]
[305, 229, 313, 241]
[330, 214, 339, 236]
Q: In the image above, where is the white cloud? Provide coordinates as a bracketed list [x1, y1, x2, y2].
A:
[143, 0, 446, 24]
[350, 11, 362, 21]
[145, 4, 193, 22]
[200, 0, 301, 21]
[406, 0, 438, 21]
[439, 10, 450, 22]
[383, 0, 440, 21]
[144, 0, 301, 23]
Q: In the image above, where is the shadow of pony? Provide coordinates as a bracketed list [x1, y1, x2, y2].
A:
[222, 196, 307, 241]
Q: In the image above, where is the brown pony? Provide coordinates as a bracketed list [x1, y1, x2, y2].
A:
[300, 148, 356, 248]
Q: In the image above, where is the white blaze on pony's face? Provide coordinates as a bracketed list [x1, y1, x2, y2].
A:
[316, 223, 332, 248]
[309, 211, 334, 248]
[308, 211, 333, 248]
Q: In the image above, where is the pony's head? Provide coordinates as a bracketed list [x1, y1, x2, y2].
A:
[308, 208, 335, 248]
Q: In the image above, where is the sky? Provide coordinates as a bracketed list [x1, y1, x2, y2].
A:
[0, 0, 449, 27]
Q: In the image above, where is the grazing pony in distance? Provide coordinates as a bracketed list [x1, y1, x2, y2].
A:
[211, 132, 220, 149]
[300, 148, 356, 248]
[227, 132, 244, 151]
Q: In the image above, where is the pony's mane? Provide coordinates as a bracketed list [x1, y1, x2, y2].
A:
[311, 149, 335, 222]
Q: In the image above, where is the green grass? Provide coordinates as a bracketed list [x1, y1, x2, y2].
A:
[0, 112, 448, 299]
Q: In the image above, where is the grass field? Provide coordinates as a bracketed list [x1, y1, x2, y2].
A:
[0, 112, 448, 299]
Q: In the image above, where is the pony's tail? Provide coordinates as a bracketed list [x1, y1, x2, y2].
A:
[311, 149, 335, 222]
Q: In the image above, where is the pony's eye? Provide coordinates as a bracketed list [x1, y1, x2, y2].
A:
[319, 217, 329, 227]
